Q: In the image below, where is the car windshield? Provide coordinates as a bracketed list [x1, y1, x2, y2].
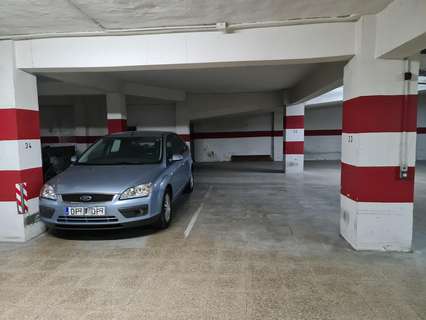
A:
[77, 136, 162, 165]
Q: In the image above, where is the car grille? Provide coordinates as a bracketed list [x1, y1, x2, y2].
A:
[61, 194, 114, 203]
[39, 206, 55, 219]
[57, 216, 119, 223]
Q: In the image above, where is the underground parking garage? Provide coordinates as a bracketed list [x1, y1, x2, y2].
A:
[1, 0, 426, 319]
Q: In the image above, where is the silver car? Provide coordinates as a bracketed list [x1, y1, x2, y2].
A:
[39, 131, 194, 230]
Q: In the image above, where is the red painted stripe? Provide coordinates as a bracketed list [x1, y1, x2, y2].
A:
[284, 141, 304, 154]
[343, 95, 417, 133]
[107, 119, 127, 134]
[178, 134, 191, 142]
[0, 167, 43, 201]
[38, 125, 426, 145]
[285, 116, 304, 129]
[305, 129, 342, 136]
[0, 109, 40, 140]
[341, 162, 414, 203]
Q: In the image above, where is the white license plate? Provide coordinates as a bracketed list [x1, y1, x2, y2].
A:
[67, 207, 106, 216]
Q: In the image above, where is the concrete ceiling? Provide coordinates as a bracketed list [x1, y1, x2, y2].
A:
[107, 63, 317, 93]
[0, 0, 392, 37]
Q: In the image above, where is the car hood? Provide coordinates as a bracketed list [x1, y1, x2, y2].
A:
[50, 164, 164, 195]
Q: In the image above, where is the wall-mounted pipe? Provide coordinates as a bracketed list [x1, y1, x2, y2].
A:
[400, 58, 412, 179]
[0, 14, 360, 41]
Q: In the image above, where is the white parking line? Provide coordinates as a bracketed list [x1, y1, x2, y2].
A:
[203, 185, 213, 200]
[184, 204, 203, 239]
[184, 186, 212, 239]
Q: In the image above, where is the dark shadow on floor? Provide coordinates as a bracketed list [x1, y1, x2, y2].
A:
[194, 162, 285, 174]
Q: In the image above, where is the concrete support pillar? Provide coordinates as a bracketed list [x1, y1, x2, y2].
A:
[74, 98, 89, 154]
[106, 93, 127, 134]
[0, 41, 45, 242]
[273, 109, 284, 161]
[176, 102, 191, 146]
[340, 16, 419, 251]
[284, 103, 304, 173]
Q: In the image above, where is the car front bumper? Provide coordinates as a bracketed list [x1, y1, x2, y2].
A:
[39, 194, 161, 230]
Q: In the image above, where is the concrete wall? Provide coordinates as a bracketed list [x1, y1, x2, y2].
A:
[305, 104, 342, 160]
[127, 104, 176, 132]
[192, 112, 274, 162]
[417, 94, 426, 160]
[38, 92, 426, 162]
[304, 92, 426, 161]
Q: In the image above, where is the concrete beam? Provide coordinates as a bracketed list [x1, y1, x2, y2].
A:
[287, 61, 345, 104]
[39, 74, 186, 101]
[14, 22, 355, 72]
[37, 81, 102, 96]
[184, 91, 283, 121]
[123, 82, 186, 101]
[42, 73, 122, 93]
[375, 0, 426, 59]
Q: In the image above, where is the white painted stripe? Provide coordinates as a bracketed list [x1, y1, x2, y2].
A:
[203, 185, 213, 200]
[176, 126, 190, 135]
[106, 113, 127, 120]
[0, 105, 39, 111]
[184, 204, 202, 239]
[0, 198, 41, 242]
[343, 59, 419, 101]
[183, 186, 212, 238]
[285, 154, 304, 173]
[285, 129, 304, 142]
[286, 104, 304, 116]
[341, 132, 416, 167]
[0, 139, 42, 171]
[340, 194, 412, 251]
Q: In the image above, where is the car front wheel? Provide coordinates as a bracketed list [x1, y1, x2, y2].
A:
[157, 191, 172, 229]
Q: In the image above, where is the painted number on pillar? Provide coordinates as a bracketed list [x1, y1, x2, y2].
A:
[347, 135, 353, 143]
[25, 142, 32, 149]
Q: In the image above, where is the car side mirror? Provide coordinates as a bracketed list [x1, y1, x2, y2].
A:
[171, 154, 184, 162]
[70, 155, 77, 163]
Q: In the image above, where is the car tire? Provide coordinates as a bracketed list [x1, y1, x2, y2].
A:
[157, 191, 172, 229]
[184, 170, 194, 193]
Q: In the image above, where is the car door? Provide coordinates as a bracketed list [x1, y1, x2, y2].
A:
[170, 134, 189, 194]
[165, 134, 186, 197]
[174, 134, 191, 189]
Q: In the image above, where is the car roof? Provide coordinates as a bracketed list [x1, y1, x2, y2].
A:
[107, 131, 175, 138]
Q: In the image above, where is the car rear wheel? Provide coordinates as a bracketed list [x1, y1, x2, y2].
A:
[184, 171, 194, 193]
[157, 191, 172, 229]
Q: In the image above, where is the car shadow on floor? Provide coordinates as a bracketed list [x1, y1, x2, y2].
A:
[194, 163, 285, 174]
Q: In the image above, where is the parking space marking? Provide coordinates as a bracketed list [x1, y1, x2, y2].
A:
[184, 204, 203, 238]
[184, 186, 212, 239]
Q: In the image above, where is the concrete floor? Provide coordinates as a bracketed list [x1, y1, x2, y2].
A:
[0, 161, 425, 320]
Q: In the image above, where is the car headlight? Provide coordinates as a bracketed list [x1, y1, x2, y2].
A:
[40, 184, 57, 200]
[120, 183, 152, 200]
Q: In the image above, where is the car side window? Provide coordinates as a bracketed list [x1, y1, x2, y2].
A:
[176, 135, 188, 154]
[171, 135, 187, 155]
[166, 135, 174, 160]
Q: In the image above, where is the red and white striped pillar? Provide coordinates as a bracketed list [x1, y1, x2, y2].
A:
[74, 98, 89, 153]
[284, 103, 304, 173]
[0, 40, 45, 242]
[273, 109, 284, 161]
[176, 102, 191, 146]
[106, 93, 127, 134]
[340, 16, 419, 251]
